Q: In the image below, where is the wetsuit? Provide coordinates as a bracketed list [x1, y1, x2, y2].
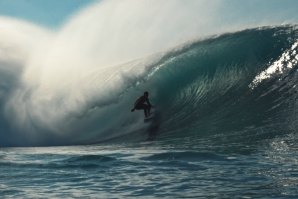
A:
[134, 95, 152, 117]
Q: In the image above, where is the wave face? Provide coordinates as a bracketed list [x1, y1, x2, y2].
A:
[1, 25, 298, 146]
[139, 25, 298, 145]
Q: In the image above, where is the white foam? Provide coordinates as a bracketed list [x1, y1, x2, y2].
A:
[249, 40, 298, 89]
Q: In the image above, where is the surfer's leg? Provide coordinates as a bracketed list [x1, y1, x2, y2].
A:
[143, 104, 150, 117]
[148, 105, 151, 116]
[144, 109, 148, 117]
[137, 104, 151, 117]
[138, 104, 148, 117]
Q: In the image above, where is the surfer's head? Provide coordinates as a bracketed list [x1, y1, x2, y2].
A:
[144, 91, 149, 97]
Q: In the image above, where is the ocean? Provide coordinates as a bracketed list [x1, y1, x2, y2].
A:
[1, 25, 298, 198]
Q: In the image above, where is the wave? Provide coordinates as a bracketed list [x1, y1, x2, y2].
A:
[0, 25, 298, 146]
[127, 25, 298, 144]
[65, 155, 116, 164]
[140, 151, 225, 162]
[0, 154, 119, 169]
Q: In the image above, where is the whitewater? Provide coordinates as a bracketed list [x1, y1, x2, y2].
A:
[1, 0, 298, 198]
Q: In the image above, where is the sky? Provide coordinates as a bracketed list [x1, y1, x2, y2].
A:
[220, 0, 298, 26]
[0, 0, 96, 28]
[0, 0, 297, 29]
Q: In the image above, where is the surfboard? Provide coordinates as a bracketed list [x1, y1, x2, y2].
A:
[144, 112, 155, 123]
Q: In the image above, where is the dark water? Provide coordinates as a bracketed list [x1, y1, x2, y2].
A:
[1, 26, 298, 198]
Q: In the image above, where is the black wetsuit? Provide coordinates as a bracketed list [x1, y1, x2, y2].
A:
[134, 95, 151, 117]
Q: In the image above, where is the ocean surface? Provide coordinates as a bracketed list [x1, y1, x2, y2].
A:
[1, 25, 298, 198]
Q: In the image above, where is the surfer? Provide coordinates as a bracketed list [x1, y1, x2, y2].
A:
[131, 91, 152, 118]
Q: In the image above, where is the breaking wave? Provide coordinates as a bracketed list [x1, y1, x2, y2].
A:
[0, 24, 298, 146]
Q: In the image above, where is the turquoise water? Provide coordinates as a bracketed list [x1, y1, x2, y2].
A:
[1, 135, 298, 198]
[1, 26, 298, 198]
